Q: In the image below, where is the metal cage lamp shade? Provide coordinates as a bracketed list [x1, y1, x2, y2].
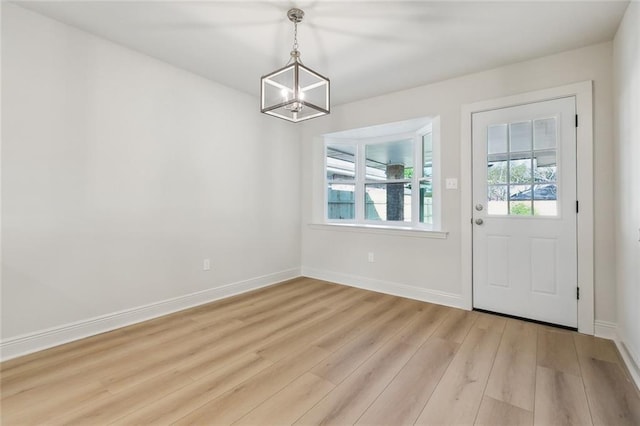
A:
[261, 8, 330, 123]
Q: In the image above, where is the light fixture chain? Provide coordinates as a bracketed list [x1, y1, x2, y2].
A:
[293, 21, 299, 52]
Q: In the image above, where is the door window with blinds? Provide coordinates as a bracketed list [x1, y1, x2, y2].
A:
[486, 117, 559, 216]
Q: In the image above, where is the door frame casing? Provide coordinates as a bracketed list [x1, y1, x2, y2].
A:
[460, 81, 594, 334]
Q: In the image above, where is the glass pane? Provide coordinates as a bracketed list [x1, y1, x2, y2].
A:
[534, 150, 557, 183]
[510, 184, 533, 201]
[488, 157, 508, 184]
[423, 133, 433, 177]
[419, 180, 433, 224]
[261, 64, 294, 109]
[404, 167, 414, 179]
[327, 183, 355, 220]
[488, 185, 508, 215]
[509, 121, 532, 152]
[365, 139, 413, 180]
[365, 183, 411, 222]
[488, 124, 508, 154]
[510, 185, 533, 216]
[509, 157, 533, 184]
[299, 66, 329, 111]
[534, 118, 556, 150]
[326, 145, 355, 181]
[510, 201, 533, 216]
[531, 183, 557, 200]
[533, 184, 558, 216]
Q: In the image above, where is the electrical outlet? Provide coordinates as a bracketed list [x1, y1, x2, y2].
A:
[203, 259, 211, 271]
[368, 252, 375, 263]
[445, 178, 458, 190]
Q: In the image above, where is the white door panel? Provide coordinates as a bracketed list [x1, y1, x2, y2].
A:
[472, 97, 577, 327]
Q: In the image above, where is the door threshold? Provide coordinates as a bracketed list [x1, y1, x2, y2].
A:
[473, 308, 577, 332]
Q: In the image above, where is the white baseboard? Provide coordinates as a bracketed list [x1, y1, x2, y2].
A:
[594, 320, 618, 340]
[301, 266, 465, 310]
[593, 320, 640, 390]
[615, 331, 640, 391]
[0, 268, 301, 362]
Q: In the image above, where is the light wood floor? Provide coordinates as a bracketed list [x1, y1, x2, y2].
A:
[2, 278, 639, 425]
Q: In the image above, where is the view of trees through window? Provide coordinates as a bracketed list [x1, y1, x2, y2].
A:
[486, 118, 558, 216]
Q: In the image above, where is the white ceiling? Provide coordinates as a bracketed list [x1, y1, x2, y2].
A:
[14, 1, 629, 106]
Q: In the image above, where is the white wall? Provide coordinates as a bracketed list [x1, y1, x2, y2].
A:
[0, 2, 626, 361]
[301, 42, 616, 323]
[613, 2, 640, 379]
[1, 4, 301, 349]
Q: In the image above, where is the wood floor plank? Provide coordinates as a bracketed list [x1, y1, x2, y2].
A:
[534, 365, 593, 426]
[578, 356, 640, 426]
[187, 277, 319, 315]
[312, 296, 398, 352]
[233, 372, 335, 425]
[186, 278, 333, 326]
[396, 303, 449, 347]
[100, 318, 248, 393]
[0, 317, 204, 399]
[415, 326, 502, 425]
[0, 316, 199, 395]
[294, 338, 417, 425]
[573, 333, 622, 364]
[49, 369, 194, 425]
[484, 319, 537, 411]
[356, 336, 459, 425]
[474, 312, 508, 334]
[0, 381, 111, 425]
[255, 294, 378, 362]
[537, 328, 581, 377]
[431, 308, 478, 343]
[235, 282, 349, 325]
[1, 280, 634, 426]
[173, 345, 331, 425]
[145, 286, 348, 386]
[475, 395, 533, 426]
[311, 298, 422, 385]
[175, 307, 330, 383]
[111, 352, 273, 425]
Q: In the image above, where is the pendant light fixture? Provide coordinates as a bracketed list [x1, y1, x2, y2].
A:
[260, 8, 330, 123]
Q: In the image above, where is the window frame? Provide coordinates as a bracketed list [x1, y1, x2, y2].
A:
[324, 119, 440, 230]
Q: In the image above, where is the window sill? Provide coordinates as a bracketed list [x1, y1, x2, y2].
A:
[307, 223, 449, 239]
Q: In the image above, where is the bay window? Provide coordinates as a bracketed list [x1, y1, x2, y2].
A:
[325, 117, 439, 229]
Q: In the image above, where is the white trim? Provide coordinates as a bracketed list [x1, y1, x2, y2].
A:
[616, 336, 640, 391]
[0, 268, 301, 362]
[308, 223, 448, 239]
[301, 267, 464, 309]
[594, 320, 618, 340]
[460, 81, 594, 333]
[590, 321, 640, 390]
[596, 322, 640, 390]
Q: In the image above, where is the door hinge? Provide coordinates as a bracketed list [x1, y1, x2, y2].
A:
[577, 286, 580, 300]
[576, 200, 579, 213]
[575, 114, 579, 128]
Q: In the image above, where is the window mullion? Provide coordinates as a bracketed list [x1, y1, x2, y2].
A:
[413, 132, 421, 226]
[355, 141, 366, 223]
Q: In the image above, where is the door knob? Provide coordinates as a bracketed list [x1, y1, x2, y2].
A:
[475, 218, 484, 225]
[475, 204, 484, 211]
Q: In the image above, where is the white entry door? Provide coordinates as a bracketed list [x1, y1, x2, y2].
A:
[472, 97, 577, 328]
